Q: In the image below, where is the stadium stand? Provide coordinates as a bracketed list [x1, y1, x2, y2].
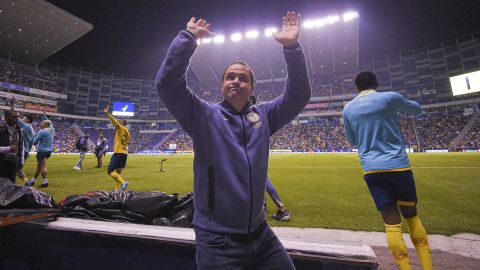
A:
[131, 132, 170, 152]
[459, 112, 480, 150]
[270, 120, 351, 152]
[161, 130, 194, 152]
[1, 102, 479, 154]
[1, 29, 479, 153]
[155, 111, 478, 153]
[0, 59, 64, 93]
[463, 122, 480, 149]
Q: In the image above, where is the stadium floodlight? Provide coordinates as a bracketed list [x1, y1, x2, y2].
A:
[213, 35, 225, 44]
[245, 30, 259, 39]
[343, 11, 359, 22]
[231, 33, 242, 42]
[313, 19, 326, 28]
[202, 38, 212, 44]
[264, 27, 277, 36]
[303, 21, 314, 29]
[326, 16, 340, 24]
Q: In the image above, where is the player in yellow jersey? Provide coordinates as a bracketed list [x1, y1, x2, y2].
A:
[104, 105, 130, 191]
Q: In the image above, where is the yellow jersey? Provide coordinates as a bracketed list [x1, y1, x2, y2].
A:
[107, 112, 130, 154]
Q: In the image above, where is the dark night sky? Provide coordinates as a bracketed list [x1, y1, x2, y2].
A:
[46, 0, 480, 76]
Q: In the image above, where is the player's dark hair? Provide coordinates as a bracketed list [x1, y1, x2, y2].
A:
[25, 114, 33, 123]
[4, 110, 16, 118]
[354, 71, 379, 91]
[222, 61, 255, 88]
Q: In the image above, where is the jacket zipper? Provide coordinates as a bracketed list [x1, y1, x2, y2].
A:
[207, 165, 215, 221]
[240, 115, 253, 235]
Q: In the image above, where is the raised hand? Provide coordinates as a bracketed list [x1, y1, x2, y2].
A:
[272, 11, 301, 47]
[186, 17, 214, 39]
[104, 105, 110, 114]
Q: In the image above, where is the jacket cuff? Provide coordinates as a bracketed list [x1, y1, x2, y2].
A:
[182, 30, 197, 42]
[283, 43, 302, 52]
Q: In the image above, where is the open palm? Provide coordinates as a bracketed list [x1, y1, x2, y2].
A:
[273, 11, 301, 47]
[186, 17, 214, 39]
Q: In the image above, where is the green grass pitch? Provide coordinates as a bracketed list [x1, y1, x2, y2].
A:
[21, 152, 480, 235]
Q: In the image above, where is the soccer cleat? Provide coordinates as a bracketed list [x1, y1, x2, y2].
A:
[272, 209, 291, 221]
[73, 166, 81, 170]
[38, 183, 49, 188]
[25, 180, 35, 187]
[120, 181, 129, 191]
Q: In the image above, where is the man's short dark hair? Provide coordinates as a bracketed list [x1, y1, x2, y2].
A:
[25, 114, 33, 123]
[354, 71, 379, 91]
[222, 61, 255, 87]
[4, 110, 15, 118]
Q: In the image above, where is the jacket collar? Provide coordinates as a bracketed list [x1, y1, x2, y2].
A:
[219, 99, 254, 115]
[359, 89, 376, 96]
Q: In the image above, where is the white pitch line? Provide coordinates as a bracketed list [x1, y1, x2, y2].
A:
[41, 164, 480, 169]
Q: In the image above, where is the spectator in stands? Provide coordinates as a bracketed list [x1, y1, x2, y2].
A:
[95, 133, 108, 168]
[104, 105, 130, 191]
[343, 71, 432, 270]
[0, 63, 64, 93]
[74, 134, 89, 170]
[462, 118, 480, 149]
[161, 130, 193, 152]
[0, 109, 23, 183]
[161, 111, 476, 154]
[156, 13, 310, 269]
[26, 110, 55, 188]
[9, 98, 35, 184]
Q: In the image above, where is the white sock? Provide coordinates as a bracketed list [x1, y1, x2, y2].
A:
[42, 178, 48, 184]
[30, 177, 36, 182]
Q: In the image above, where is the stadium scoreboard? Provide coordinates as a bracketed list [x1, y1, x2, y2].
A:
[112, 101, 135, 117]
[450, 70, 480, 96]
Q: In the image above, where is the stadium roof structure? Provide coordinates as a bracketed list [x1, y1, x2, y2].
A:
[0, 0, 92, 65]
[190, 13, 359, 86]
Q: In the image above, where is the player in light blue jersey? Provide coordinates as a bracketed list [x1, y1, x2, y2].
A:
[343, 71, 432, 270]
[26, 110, 55, 188]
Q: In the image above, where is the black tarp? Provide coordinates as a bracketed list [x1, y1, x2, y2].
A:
[0, 177, 194, 227]
[59, 190, 194, 227]
[0, 177, 56, 209]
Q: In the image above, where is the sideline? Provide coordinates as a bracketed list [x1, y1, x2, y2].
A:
[272, 227, 480, 259]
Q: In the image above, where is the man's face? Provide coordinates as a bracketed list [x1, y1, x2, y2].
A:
[221, 64, 254, 107]
[119, 120, 127, 126]
[5, 112, 19, 126]
[23, 116, 31, 123]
